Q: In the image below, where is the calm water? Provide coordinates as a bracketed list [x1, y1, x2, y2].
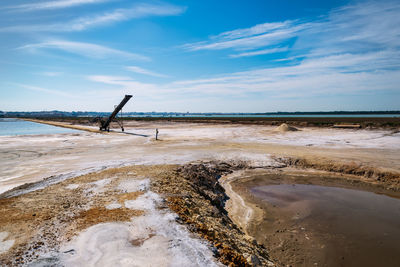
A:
[0, 118, 80, 136]
[251, 184, 400, 267]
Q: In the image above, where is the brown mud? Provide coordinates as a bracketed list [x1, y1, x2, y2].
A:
[276, 156, 400, 190]
[152, 159, 400, 266]
[229, 168, 400, 267]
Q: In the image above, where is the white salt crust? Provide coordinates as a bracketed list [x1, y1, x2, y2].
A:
[61, 189, 220, 267]
[0, 232, 14, 254]
[65, 184, 79, 190]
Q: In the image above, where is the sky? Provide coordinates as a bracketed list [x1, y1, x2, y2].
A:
[0, 0, 399, 112]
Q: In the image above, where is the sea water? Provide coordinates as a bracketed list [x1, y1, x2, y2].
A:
[0, 118, 80, 136]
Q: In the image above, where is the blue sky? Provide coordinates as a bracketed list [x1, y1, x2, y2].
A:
[0, 0, 399, 112]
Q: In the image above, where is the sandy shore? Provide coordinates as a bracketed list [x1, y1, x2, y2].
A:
[1, 120, 399, 266]
[21, 119, 105, 134]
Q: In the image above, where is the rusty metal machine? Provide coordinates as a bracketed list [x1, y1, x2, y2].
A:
[99, 95, 132, 132]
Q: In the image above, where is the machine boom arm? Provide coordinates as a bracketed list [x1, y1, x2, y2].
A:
[100, 95, 132, 131]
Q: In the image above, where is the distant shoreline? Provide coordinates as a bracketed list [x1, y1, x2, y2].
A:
[18, 116, 400, 129]
[1, 110, 400, 118]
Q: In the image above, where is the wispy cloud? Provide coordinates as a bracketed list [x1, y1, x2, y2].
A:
[11, 83, 75, 98]
[183, 20, 306, 52]
[184, 1, 400, 60]
[5, 1, 400, 112]
[4, 0, 111, 12]
[0, 3, 186, 32]
[126, 66, 168, 78]
[86, 75, 161, 96]
[86, 2, 400, 99]
[18, 40, 149, 61]
[87, 51, 400, 99]
[218, 22, 292, 40]
[65, 3, 186, 31]
[229, 47, 288, 58]
[175, 1, 399, 98]
[171, 51, 400, 96]
[88, 0, 400, 101]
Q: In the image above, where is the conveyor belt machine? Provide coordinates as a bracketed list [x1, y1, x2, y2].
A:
[99, 95, 132, 132]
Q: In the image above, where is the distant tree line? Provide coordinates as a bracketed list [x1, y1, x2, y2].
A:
[1, 110, 399, 118]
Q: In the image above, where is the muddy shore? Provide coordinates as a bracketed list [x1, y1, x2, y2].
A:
[227, 168, 400, 266]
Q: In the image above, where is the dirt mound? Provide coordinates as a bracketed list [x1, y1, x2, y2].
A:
[153, 161, 274, 266]
[273, 123, 298, 132]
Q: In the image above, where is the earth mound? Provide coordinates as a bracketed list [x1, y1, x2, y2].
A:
[274, 123, 299, 132]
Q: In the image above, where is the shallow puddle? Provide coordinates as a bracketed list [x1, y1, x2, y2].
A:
[248, 182, 400, 267]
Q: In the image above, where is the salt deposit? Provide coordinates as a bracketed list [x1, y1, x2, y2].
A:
[124, 191, 160, 211]
[1, 121, 400, 195]
[258, 128, 400, 148]
[0, 232, 14, 254]
[105, 203, 122, 210]
[65, 184, 79, 190]
[61, 185, 220, 266]
[214, 152, 285, 168]
[61, 220, 219, 267]
[118, 178, 150, 193]
[84, 178, 112, 194]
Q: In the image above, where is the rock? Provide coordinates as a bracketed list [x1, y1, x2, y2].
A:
[247, 254, 262, 266]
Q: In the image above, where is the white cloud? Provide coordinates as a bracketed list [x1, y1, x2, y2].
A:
[218, 21, 292, 40]
[85, 1, 400, 102]
[229, 47, 288, 58]
[86, 75, 160, 95]
[183, 20, 307, 51]
[172, 50, 400, 96]
[126, 66, 168, 78]
[18, 40, 149, 61]
[87, 50, 400, 99]
[292, 1, 400, 57]
[11, 83, 75, 98]
[184, 1, 400, 58]
[0, 3, 186, 32]
[5, 1, 400, 112]
[4, 0, 111, 12]
[67, 3, 186, 31]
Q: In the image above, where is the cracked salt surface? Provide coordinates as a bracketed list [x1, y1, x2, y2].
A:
[61, 187, 220, 267]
